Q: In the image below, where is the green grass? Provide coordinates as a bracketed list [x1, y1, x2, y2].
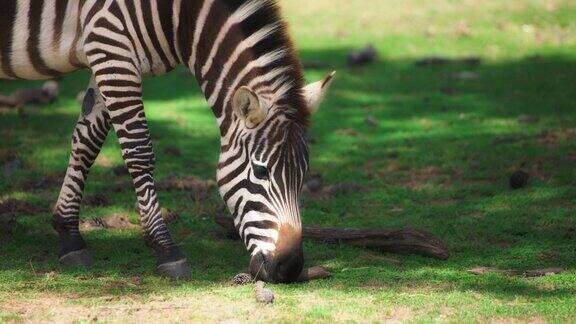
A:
[1, 0, 576, 322]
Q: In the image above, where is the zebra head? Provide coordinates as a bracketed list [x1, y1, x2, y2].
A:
[217, 72, 335, 283]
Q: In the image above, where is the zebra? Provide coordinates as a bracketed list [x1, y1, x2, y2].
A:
[0, 0, 334, 283]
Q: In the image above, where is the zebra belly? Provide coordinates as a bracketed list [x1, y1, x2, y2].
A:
[0, 47, 84, 81]
[0, 0, 87, 81]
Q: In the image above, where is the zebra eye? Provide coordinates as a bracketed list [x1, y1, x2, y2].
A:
[252, 163, 269, 180]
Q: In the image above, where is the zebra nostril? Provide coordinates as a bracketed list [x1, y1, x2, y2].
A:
[273, 248, 304, 283]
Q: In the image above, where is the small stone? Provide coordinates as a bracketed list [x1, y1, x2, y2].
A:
[510, 170, 529, 189]
[255, 281, 274, 304]
[41, 81, 59, 102]
[232, 272, 252, 285]
[306, 178, 323, 193]
[304, 173, 323, 193]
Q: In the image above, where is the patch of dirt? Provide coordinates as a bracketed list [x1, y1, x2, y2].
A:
[426, 198, 456, 206]
[374, 163, 454, 189]
[0, 148, 16, 163]
[540, 250, 559, 261]
[0, 293, 316, 323]
[0, 212, 17, 234]
[0, 198, 44, 215]
[467, 266, 562, 277]
[302, 181, 362, 199]
[161, 208, 180, 224]
[80, 214, 138, 231]
[19, 172, 64, 191]
[302, 172, 363, 199]
[2, 157, 23, 177]
[0, 199, 45, 233]
[489, 240, 513, 248]
[156, 176, 216, 193]
[405, 166, 446, 189]
[453, 20, 472, 38]
[383, 306, 414, 322]
[358, 280, 389, 291]
[112, 165, 129, 176]
[490, 317, 546, 324]
[82, 193, 109, 207]
[335, 128, 360, 137]
[536, 128, 576, 149]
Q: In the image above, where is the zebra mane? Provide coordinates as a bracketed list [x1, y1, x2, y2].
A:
[235, 0, 310, 128]
[181, 0, 311, 129]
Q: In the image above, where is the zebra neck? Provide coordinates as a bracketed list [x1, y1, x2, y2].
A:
[177, 0, 308, 138]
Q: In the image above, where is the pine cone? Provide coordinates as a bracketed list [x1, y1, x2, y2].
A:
[232, 273, 252, 285]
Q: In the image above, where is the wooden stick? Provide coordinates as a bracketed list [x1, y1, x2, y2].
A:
[214, 215, 450, 260]
[297, 266, 332, 282]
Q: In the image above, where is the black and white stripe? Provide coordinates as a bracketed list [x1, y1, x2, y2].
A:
[0, 0, 334, 282]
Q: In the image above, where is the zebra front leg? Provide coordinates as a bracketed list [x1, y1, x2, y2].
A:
[90, 69, 191, 280]
[53, 80, 111, 266]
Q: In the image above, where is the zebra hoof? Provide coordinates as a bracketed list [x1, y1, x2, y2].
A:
[156, 259, 191, 280]
[59, 249, 94, 267]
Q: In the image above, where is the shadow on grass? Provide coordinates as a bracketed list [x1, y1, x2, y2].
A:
[1, 50, 575, 300]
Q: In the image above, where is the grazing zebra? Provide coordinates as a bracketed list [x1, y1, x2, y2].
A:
[0, 0, 334, 282]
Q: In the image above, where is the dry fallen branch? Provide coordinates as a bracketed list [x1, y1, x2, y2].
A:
[214, 215, 449, 260]
[297, 266, 332, 282]
[304, 226, 450, 260]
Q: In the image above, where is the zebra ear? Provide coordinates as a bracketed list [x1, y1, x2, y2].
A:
[302, 71, 336, 114]
[232, 86, 268, 128]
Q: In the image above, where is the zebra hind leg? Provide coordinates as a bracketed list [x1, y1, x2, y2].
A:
[52, 80, 111, 267]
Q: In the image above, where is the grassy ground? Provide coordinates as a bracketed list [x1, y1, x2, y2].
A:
[1, 0, 576, 322]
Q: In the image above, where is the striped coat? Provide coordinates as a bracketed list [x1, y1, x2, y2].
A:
[0, 0, 334, 283]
